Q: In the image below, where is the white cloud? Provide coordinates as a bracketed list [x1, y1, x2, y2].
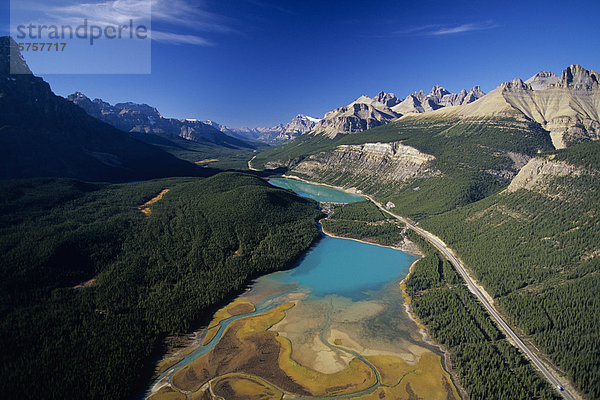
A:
[151, 0, 235, 33]
[431, 22, 497, 36]
[393, 21, 498, 37]
[12, 0, 232, 46]
[150, 31, 213, 46]
[49, 0, 152, 26]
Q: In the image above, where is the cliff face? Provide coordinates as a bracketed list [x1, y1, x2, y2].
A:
[506, 155, 587, 195]
[289, 141, 439, 191]
[500, 69, 600, 149]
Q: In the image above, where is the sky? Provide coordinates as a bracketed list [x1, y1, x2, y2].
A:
[2, 0, 600, 127]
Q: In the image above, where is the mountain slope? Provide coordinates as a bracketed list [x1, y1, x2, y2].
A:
[0, 37, 201, 182]
[430, 65, 600, 149]
[422, 141, 600, 399]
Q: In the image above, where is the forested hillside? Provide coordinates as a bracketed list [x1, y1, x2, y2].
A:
[255, 115, 554, 215]
[405, 234, 558, 400]
[0, 173, 321, 399]
[422, 141, 600, 399]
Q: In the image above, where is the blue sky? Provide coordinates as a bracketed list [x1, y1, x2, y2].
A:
[2, 0, 600, 127]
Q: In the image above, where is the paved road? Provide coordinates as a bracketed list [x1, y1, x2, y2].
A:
[366, 196, 577, 400]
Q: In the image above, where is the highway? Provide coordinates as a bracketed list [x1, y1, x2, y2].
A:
[366, 196, 577, 400]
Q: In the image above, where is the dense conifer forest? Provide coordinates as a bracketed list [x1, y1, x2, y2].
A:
[405, 233, 557, 400]
[421, 142, 600, 399]
[0, 172, 322, 399]
[320, 201, 404, 246]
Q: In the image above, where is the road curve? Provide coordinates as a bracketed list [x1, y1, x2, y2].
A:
[248, 155, 258, 171]
[365, 196, 577, 400]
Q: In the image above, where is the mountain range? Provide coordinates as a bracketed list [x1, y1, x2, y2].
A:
[253, 64, 600, 195]
[0, 37, 202, 182]
[67, 92, 254, 149]
[204, 114, 321, 143]
[310, 85, 486, 138]
[2, 29, 600, 400]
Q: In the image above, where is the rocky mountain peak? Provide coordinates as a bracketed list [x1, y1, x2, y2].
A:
[70, 91, 90, 101]
[353, 95, 374, 105]
[113, 102, 161, 119]
[501, 77, 531, 92]
[373, 91, 400, 107]
[463, 86, 486, 103]
[469, 86, 485, 97]
[429, 85, 450, 99]
[555, 64, 600, 90]
[525, 71, 559, 90]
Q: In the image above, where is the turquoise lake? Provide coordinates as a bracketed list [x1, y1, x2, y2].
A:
[268, 178, 364, 203]
[274, 235, 415, 301]
[148, 178, 422, 398]
[267, 178, 414, 299]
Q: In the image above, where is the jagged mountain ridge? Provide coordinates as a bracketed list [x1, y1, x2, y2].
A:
[311, 85, 485, 138]
[428, 64, 600, 149]
[68, 92, 254, 149]
[205, 114, 321, 144]
[0, 37, 200, 181]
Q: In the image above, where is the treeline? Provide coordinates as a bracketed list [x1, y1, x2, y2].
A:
[0, 172, 322, 399]
[320, 201, 404, 246]
[422, 146, 600, 399]
[405, 233, 558, 400]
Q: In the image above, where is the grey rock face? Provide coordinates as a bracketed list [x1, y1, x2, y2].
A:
[372, 91, 401, 107]
[506, 156, 586, 195]
[525, 71, 559, 90]
[276, 114, 320, 141]
[553, 64, 600, 90]
[312, 99, 400, 138]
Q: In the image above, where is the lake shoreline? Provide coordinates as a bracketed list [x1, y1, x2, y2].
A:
[319, 222, 422, 257]
[276, 174, 467, 399]
[280, 173, 365, 197]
